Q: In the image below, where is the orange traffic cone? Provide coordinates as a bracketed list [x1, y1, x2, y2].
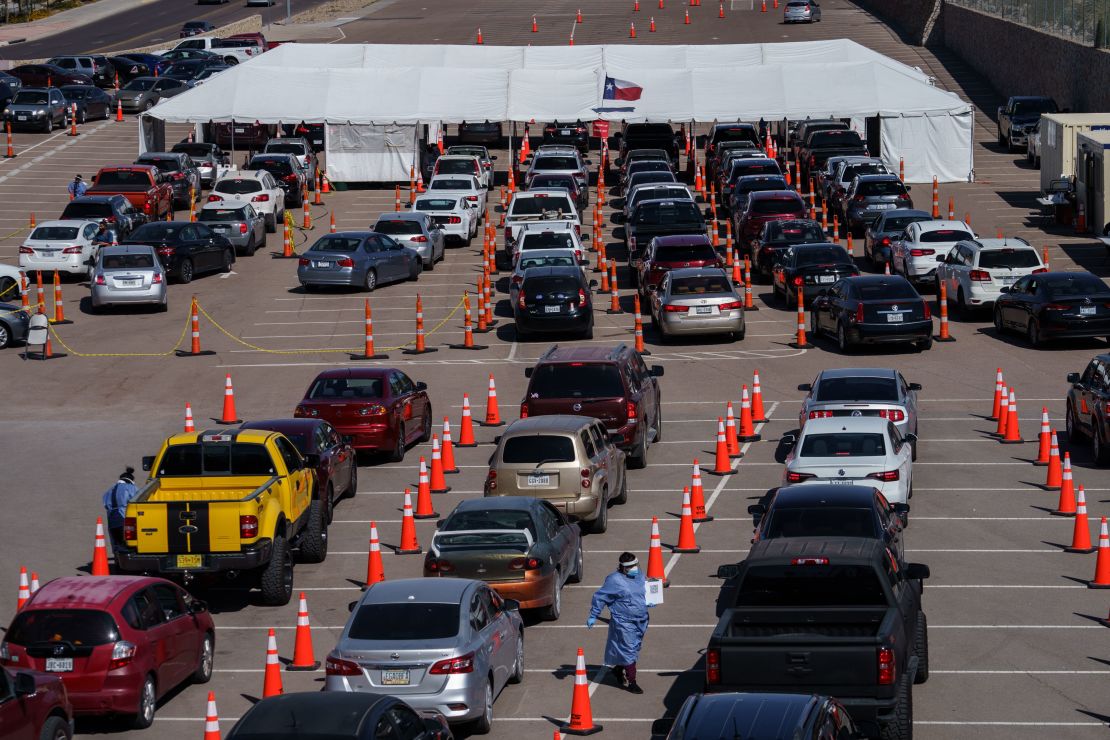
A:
[1001, 389, 1023, 443]
[630, 21, 637, 38]
[562, 648, 602, 735]
[482, 374, 504, 426]
[287, 593, 320, 671]
[724, 402, 739, 457]
[218, 373, 242, 424]
[184, 402, 195, 433]
[738, 385, 760, 442]
[1089, 517, 1110, 588]
[329, 211, 336, 234]
[719, 0, 726, 16]
[476, 27, 484, 43]
[1052, 453, 1076, 516]
[790, 286, 812, 348]
[1043, 430, 1062, 490]
[29, 572, 39, 595]
[993, 384, 1009, 436]
[751, 371, 768, 422]
[403, 295, 436, 355]
[397, 489, 422, 554]
[352, 299, 388, 360]
[1066, 487, 1095, 553]
[115, 100, 123, 122]
[709, 418, 732, 475]
[92, 516, 110, 576]
[646, 516, 668, 586]
[673, 487, 701, 553]
[430, 436, 450, 493]
[1034, 408, 1051, 465]
[458, 393, 478, 446]
[366, 521, 385, 586]
[414, 460, 438, 519]
[690, 460, 711, 522]
[441, 418, 458, 473]
[649, 16, 656, 31]
[262, 628, 283, 697]
[203, 691, 220, 740]
[989, 368, 1004, 420]
[16, 566, 30, 610]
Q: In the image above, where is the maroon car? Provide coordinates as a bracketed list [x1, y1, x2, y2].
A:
[734, 189, 807, 246]
[6, 63, 92, 88]
[636, 234, 723, 298]
[294, 368, 432, 461]
[240, 418, 358, 521]
[0, 576, 214, 729]
[0, 665, 73, 740]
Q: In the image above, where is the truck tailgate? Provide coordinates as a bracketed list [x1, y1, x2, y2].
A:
[132, 500, 245, 554]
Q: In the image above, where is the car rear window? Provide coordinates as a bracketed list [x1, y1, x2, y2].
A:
[634, 201, 702, 225]
[200, 208, 248, 222]
[415, 198, 457, 211]
[502, 435, 576, 464]
[61, 203, 111, 219]
[349, 604, 459, 640]
[751, 198, 804, 215]
[842, 163, 886, 181]
[158, 443, 277, 476]
[769, 222, 825, 243]
[521, 232, 575, 251]
[631, 187, 691, 209]
[437, 159, 477, 174]
[809, 130, 863, 148]
[815, 377, 899, 402]
[103, 253, 155, 269]
[123, 78, 157, 91]
[730, 162, 781, 180]
[628, 172, 677, 188]
[307, 377, 382, 399]
[671, 275, 731, 294]
[511, 195, 574, 216]
[654, 244, 716, 262]
[735, 565, 887, 607]
[977, 248, 1040, 269]
[1043, 275, 1110, 298]
[531, 175, 575, 189]
[444, 509, 537, 536]
[214, 179, 262, 194]
[628, 161, 671, 174]
[919, 229, 972, 243]
[138, 157, 181, 172]
[881, 215, 929, 232]
[857, 281, 919, 300]
[736, 177, 787, 194]
[374, 220, 423, 236]
[307, 236, 362, 253]
[520, 255, 575, 270]
[765, 507, 877, 539]
[528, 364, 624, 399]
[858, 181, 907, 196]
[265, 143, 306, 156]
[430, 178, 473, 190]
[94, 170, 151, 187]
[713, 126, 758, 144]
[250, 158, 293, 176]
[1012, 99, 1057, 115]
[532, 157, 580, 171]
[800, 433, 887, 457]
[522, 276, 582, 296]
[794, 246, 851, 266]
[31, 226, 80, 240]
[129, 223, 184, 241]
[7, 609, 120, 647]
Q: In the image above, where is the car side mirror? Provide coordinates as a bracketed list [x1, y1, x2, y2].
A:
[435, 519, 445, 529]
[908, 382, 922, 391]
[704, 207, 715, 219]
[646, 283, 658, 292]
[935, 254, 945, 262]
[415, 381, 428, 391]
[998, 286, 1009, 294]
[490, 155, 498, 161]
[797, 383, 812, 391]
[342, 435, 355, 445]
[302, 453, 321, 468]
[903, 433, 918, 443]
[614, 212, 625, 223]
[13, 672, 36, 697]
[587, 279, 598, 289]
[524, 367, 534, 378]
[905, 563, 931, 580]
[891, 503, 910, 515]
[503, 598, 521, 612]
[189, 599, 208, 614]
[716, 564, 739, 579]
[609, 433, 624, 445]
[1067, 372, 1081, 383]
[781, 433, 797, 446]
[747, 504, 766, 516]
[650, 365, 664, 377]
[904, 185, 912, 191]
[348, 600, 359, 612]
[85, 257, 96, 266]
[141, 455, 155, 471]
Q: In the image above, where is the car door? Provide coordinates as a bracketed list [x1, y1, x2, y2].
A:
[323, 422, 353, 497]
[131, 588, 178, 694]
[381, 234, 411, 279]
[388, 372, 416, 443]
[0, 667, 35, 740]
[479, 587, 512, 689]
[150, 584, 198, 687]
[397, 371, 428, 439]
[194, 223, 223, 268]
[1074, 360, 1103, 430]
[540, 500, 572, 574]
[631, 352, 659, 431]
[362, 235, 393, 281]
[175, 224, 203, 270]
[1008, 276, 1038, 328]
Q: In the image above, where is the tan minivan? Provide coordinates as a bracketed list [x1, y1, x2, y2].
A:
[483, 415, 627, 534]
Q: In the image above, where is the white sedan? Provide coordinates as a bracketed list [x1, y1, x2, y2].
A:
[0, 263, 24, 301]
[412, 195, 478, 246]
[781, 416, 914, 509]
[19, 220, 102, 276]
[426, 175, 487, 222]
[890, 220, 974, 287]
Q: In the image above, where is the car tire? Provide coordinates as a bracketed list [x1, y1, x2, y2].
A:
[810, 309, 821, 338]
[38, 715, 71, 740]
[222, 249, 233, 273]
[157, 299, 168, 313]
[0, 276, 17, 302]
[425, 255, 434, 271]
[509, 634, 525, 684]
[585, 492, 609, 534]
[241, 236, 255, 256]
[611, 472, 628, 505]
[627, 430, 648, 470]
[419, 410, 432, 443]
[1093, 424, 1110, 466]
[1026, 319, 1040, 347]
[409, 260, 421, 281]
[955, 288, 969, 320]
[879, 675, 912, 740]
[568, 544, 584, 584]
[131, 674, 156, 729]
[582, 323, 593, 340]
[143, 100, 153, 112]
[837, 322, 852, 353]
[298, 500, 329, 563]
[470, 680, 494, 735]
[993, 306, 1005, 334]
[346, 463, 358, 500]
[914, 613, 930, 684]
[1066, 403, 1087, 442]
[193, 632, 214, 684]
[654, 406, 663, 442]
[44, 117, 52, 133]
[916, 337, 933, 352]
[541, 575, 562, 621]
[997, 127, 1005, 146]
[79, 110, 86, 124]
[388, 424, 405, 463]
[178, 259, 194, 284]
[258, 533, 294, 606]
[363, 269, 377, 292]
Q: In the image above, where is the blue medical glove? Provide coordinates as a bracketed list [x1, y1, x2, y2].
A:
[586, 616, 596, 629]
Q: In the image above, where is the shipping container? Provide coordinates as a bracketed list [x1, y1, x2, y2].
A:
[1075, 129, 1110, 236]
[1039, 113, 1110, 193]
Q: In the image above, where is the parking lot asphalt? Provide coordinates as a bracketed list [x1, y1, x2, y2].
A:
[1, 0, 1108, 738]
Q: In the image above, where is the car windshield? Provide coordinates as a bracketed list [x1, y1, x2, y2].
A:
[123, 79, 157, 91]
[1013, 99, 1057, 115]
[415, 198, 457, 211]
[349, 604, 459, 640]
[815, 377, 899, 402]
[765, 507, 877, 539]
[306, 377, 382, 399]
[129, 223, 185, 241]
[800, 432, 887, 457]
[978, 249, 1041, 269]
[859, 181, 906, 196]
[437, 159, 476, 174]
[654, 243, 716, 262]
[529, 364, 624, 399]
[374, 220, 423, 236]
[751, 198, 804, 215]
[809, 130, 863, 148]
[523, 276, 581, 296]
[503, 435, 576, 464]
[533, 157, 580, 171]
[14, 91, 49, 105]
[1043, 275, 1110, 298]
[520, 255, 575, 270]
[919, 229, 972, 243]
[511, 195, 574, 216]
[857, 281, 920, 300]
[61, 203, 110, 219]
[770, 223, 825, 243]
[882, 215, 929, 232]
[7, 609, 120, 647]
[201, 208, 248, 222]
[164, 64, 199, 76]
[671, 275, 731, 294]
[448, 147, 485, 157]
[157, 443, 277, 476]
[308, 236, 362, 253]
[842, 163, 885, 182]
[635, 201, 701, 225]
[102, 253, 155, 269]
[430, 179, 472, 190]
[214, 179, 261, 194]
[265, 143, 305, 155]
[173, 144, 214, 158]
[794, 247, 851, 265]
[31, 226, 79, 240]
[735, 565, 887, 607]
[521, 232, 575, 250]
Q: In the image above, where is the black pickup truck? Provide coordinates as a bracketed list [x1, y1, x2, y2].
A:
[800, 129, 868, 182]
[707, 537, 930, 740]
[623, 197, 707, 265]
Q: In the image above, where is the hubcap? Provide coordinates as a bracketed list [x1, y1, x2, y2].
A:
[516, 639, 524, 675]
[0, 325, 9, 347]
[201, 638, 212, 677]
[141, 680, 154, 721]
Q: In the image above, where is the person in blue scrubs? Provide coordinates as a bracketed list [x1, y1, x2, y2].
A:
[587, 551, 650, 694]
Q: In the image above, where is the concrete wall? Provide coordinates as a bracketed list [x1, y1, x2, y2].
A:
[849, 0, 942, 45]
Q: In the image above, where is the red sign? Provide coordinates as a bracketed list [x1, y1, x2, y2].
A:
[592, 120, 610, 139]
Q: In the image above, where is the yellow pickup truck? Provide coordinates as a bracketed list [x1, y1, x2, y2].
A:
[115, 429, 325, 606]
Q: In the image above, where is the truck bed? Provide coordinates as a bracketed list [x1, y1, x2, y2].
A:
[722, 607, 886, 639]
[136, 476, 277, 503]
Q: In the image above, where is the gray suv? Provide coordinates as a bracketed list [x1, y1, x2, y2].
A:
[197, 202, 267, 256]
[135, 151, 202, 208]
[842, 174, 913, 237]
[2, 88, 68, 132]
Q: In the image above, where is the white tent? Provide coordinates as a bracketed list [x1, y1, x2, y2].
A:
[144, 40, 973, 183]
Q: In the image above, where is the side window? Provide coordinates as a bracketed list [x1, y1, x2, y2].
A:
[195, 224, 213, 239]
[485, 588, 504, 618]
[537, 506, 560, 540]
[135, 589, 165, 628]
[179, 225, 197, 241]
[84, 224, 99, 240]
[1081, 360, 1099, 385]
[875, 493, 892, 529]
[1010, 276, 1029, 294]
[581, 430, 596, 459]
[386, 706, 424, 740]
[1095, 361, 1110, 391]
[120, 598, 144, 630]
[395, 372, 415, 394]
[313, 425, 330, 453]
[888, 422, 902, 449]
[274, 437, 302, 472]
[469, 593, 489, 632]
[589, 424, 607, 453]
[152, 584, 185, 621]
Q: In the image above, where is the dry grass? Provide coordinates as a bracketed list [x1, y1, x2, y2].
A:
[284, 0, 378, 24]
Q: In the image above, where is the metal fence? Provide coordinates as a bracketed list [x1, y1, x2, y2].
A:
[948, 0, 1110, 46]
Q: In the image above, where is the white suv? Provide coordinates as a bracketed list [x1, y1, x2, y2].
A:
[891, 220, 975, 287]
[208, 169, 285, 232]
[935, 237, 1046, 317]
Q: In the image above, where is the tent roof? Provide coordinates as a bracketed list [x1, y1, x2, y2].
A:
[146, 41, 969, 125]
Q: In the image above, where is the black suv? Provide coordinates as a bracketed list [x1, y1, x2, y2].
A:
[1066, 354, 1110, 465]
[521, 344, 663, 468]
[514, 265, 595, 340]
[543, 120, 589, 153]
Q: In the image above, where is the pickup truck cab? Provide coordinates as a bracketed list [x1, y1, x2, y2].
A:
[709, 537, 930, 740]
[501, 190, 580, 265]
[161, 37, 259, 65]
[997, 96, 1058, 152]
[117, 429, 326, 606]
[87, 165, 174, 221]
[626, 198, 707, 264]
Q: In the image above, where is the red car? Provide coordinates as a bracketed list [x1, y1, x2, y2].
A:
[1, 576, 214, 729]
[0, 665, 73, 740]
[295, 368, 432, 461]
[734, 189, 807, 246]
[636, 234, 723, 298]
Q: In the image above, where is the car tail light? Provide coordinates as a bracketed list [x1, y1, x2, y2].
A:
[427, 557, 454, 573]
[465, 195, 479, 203]
[854, 304, 865, 323]
[518, 292, 527, 311]
[172, 172, 185, 181]
[626, 402, 637, 422]
[854, 195, 866, 203]
[294, 405, 318, 417]
[922, 300, 931, 320]
[19, 246, 32, 254]
[808, 155, 816, 166]
[325, 656, 361, 676]
[298, 258, 310, 266]
[509, 557, 542, 570]
[252, 193, 270, 203]
[706, 648, 721, 684]
[62, 245, 83, 254]
[793, 276, 803, 286]
[909, 248, 934, 257]
[808, 410, 833, 419]
[283, 174, 298, 183]
[868, 470, 900, 482]
[123, 517, 137, 541]
[430, 652, 475, 675]
[511, 275, 524, 286]
[878, 409, 906, 422]
[880, 237, 891, 247]
[486, 468, 497, 490]
[157, 247, 174, 257]
[574, 224, 581, 236]
[581, 468, 591, 489]
[969, 269, 991, 282]
[443, 216, 460, 224]
[1044, 303, 1069, 311]
[576, 289, 588, 308]
[363, 404, 388, 416]
[411, 235, 429, 243]
[152, 273, 163, 284]
[108, 641, 136, 671]
[785, 471, 816, 483]
[791, 557, 829, 565]
[207, 195, 222, 202]
[1030, 266, 1047, 274]
[663, 304, 686, 312]
[504, 227, 511, 242]
[238, 223, 248, 235]
[719, 300, 743, 310]
[897, 193, 911, 202]
[95, 274, 106, 285]
[877, 646, 896, 685]
[239, 514, 259, 538]
[336, 257, 354, 268]
[143, 202, 152, 214]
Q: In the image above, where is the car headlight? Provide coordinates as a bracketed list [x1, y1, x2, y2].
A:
[34, 109, 45, 116]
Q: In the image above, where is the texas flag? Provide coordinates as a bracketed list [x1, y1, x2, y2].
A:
[603, 76, 643, 101]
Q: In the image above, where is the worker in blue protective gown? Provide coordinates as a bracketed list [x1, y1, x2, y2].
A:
[587, 551, 651, 694]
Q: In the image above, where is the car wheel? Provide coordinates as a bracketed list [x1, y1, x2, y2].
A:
[44, 116, 52, 133]
[837, 322, 852, 353]
[810, 309, 821, 338]
[879, 673, 912, 740]
[1066, 403, 1087, 442]
[258, 533, 293, 606]
[568, 543, 584, 584]
[654, 406, 663, 442]
[585, 491, 609, 534]
[419, 410, 432, 443]
[955, 288, 969, 320]
[388, 424, 405, 463]
[241, 236, 255, 256]
[997, 127, 1005, 146]
[178, 259, 194, 284]
[917, 337, 933, 352]
[193, 632, 214, 684]
[298, 500, 329, 563]
[914, 612, 929, 684]
[627, 431, 648, 470]
[143, 100, 153, 112]
[0, 276, 17, 302]
[346, 463, 358, 500]
[264, 212, 275, 233]
[39, 716, 71, 740]
[582, 323, 593, 340]
[541, 575, 562, 621]
[471, 680, 494, 735]
[611, 471, 628, 504]
[363, 269, 377, 292]
[425, 255, 434, 271]
[993, 306, 1005, 334]
[79, 110, 86, 124]
[1093, 424, 1110, 466]
[409, 259, 422, 281]
[0, 321, 10, 351]
[131, 675, 156, 729]
[1026, 319, 1040, 347]
[508, 634, 524, 684]
[221, 249, 233, 272]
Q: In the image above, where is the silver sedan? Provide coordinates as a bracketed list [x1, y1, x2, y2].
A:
[324, 578, 524, 732]
[196, 202, 267, 256]
[649, 267, 746, 341]
[797, 367, 921, 444]
[372, 212, 446, 268]
[90, 244, 168, 312]
[297, 231, 422, 292]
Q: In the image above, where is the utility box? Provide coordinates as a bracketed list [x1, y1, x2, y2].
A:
[1039, 113, 1110, 193]
[1075, 129, 1110, 236]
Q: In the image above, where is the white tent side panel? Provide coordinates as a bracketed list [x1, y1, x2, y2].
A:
[326, 124, 416, 183]
[507, 69, 600, 123]
[879, 110, 974, 183]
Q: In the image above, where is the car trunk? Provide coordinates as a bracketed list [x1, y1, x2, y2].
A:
[302, 251, 354, 272]
[103, 269, 156, 291]
[6, 609, 120, 692]
[132, 476, 269, 554]
[433, 545, 531, 583]
[338, 640, 457, 696]
[792, 456, 888, 485]
[298, 398, 387, 425]
[795, 263, 854, 286]
[1043, 296, 1110, 320]
[528, 396, 625, 428]
[861, 298, 927, 326]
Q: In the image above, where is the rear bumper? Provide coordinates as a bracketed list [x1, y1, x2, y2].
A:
[68, 670, 145, 715]
[326, 674, 488, 723]
[1039, 317, 1110, 339]
[91, 284, 167, 306]
[848, 320, 932, 344]
[489, 574, 556, 609]
[904, 262, 937, 282]
[332, 421, 395, 451]
[514, 311, 592, 334]
[20, 255, 87, 275]
[297, 266, 360, 287]
[115, 539, 273, 573]
[659, 311, 745, 336]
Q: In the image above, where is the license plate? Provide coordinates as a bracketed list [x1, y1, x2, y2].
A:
[45, 658, 72, 672]
[1001, 276, 1016, 285]
[313, 261, 331, 268]
[17, 115, 27, 121]
[176, 554, 202, 569]
[818, 275, 835, 283]
[381, 669, 410, 686]
[234, 127, 246, 133]
[694, 306, 713, 315]
[118, 279, 141, 287]
[886, 313, 904, 323]
[544, 305, 561, 313]
[527, 474, 551, 486]
[1080, 305, 1096, 316]
[559, 130, 572, 136]
[212, 226, 228, 231]
[830, 479, 855, 485]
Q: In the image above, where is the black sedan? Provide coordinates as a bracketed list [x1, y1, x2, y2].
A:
[59, 85, 112, 122]
[543, 120, 590, 152]
[994, 271, 1110, 347]
[225, 692, 450, 740]
[6, 63, 91, 88]
[810, 275, 933, 352]
[667, 692, 860, 740]
[514, 265, 594, 340]
[749, 483, 906, 549]
[122, 221, 234, 284]
[162, 59, 222, 83]
[106, 56, 149, 84]
[159, 49, 222, 65]
[771, 243, 859, 305]
[750, 218, 826, 279]
[180, 20, 216, 37]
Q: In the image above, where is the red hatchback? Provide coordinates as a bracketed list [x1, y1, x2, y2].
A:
[294, 368, 432, 461]
[734, 190, 807, 245]
[0, 576, 214, 729]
